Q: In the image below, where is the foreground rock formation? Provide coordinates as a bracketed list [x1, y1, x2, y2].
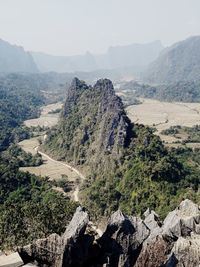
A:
[5, 199, 198, 266]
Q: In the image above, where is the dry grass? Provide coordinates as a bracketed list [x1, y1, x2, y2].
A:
[126, 98, 200, 144]
[19, 102, 82, 181]
[24, 102, 63, 128]
[20, 161, 79, 181]
[126, 99, 200, 130]
[18, 137, 39, 155]
[19, 137, 79, 181]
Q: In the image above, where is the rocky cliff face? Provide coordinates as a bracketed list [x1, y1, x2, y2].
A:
[17, 199, 200, 267]
[44, 78, 132, 170]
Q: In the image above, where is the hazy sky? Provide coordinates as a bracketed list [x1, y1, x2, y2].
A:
[0, 0, 200, 56]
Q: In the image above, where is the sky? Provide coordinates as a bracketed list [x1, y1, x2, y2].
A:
[0, 0, 200, 56]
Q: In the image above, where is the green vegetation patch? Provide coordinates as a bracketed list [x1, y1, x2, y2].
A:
[82, 125, 200, 219]
[0, 160, 77, 249]
[161, 125, 200, 144]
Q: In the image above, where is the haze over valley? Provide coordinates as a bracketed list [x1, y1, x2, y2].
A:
[1, 1, 200, 266]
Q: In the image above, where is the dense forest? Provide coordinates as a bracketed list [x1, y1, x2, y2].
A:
[82, 124, 200, 219]
[0, 81, 44, 150]
[119, 80, 200, 103]
[0, 75, 77, 249]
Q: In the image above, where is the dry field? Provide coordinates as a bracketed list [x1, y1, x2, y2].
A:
[18, 102, 81, 182]
[24, 102, 63, 128]
[126, 98, 200, 144]
[18, 137, 39, 155]
[18, 137, 80, 181]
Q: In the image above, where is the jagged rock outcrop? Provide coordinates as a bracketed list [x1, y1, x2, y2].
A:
[143, 209, 162, 239]
[16, 200, 200, 267]
[98, 210, 150, 267]
[19, 207, 91, 267]
[44, 78, 132, 170]
[169, 233, 200, 267]
[162, 199, 200, 238]
[135, 199, 200, 267]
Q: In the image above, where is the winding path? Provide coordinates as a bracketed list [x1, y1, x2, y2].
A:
[35, 146, 85, 202]
[36, 147, 103, 236]
[24, 102, 103, 236]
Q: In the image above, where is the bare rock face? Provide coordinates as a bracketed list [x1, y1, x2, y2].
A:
[59, 206, 91, 267]
[169, 233, 200, 267]
[135, 199, 200, 267]
[44, 78, 132, 169]
[143, 209, 162, 240]
[0, 252, 24, 267]
[20, 233, 61, 266]
[98, 210, 150, 267]
[93, 79, 130, 155]
[19, 207, 90, 267]
[135, 235, 175, 267]
[18, 200, 200, 267]
[162, 199, 200, 238]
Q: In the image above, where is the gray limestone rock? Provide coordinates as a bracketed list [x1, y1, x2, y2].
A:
[16, 200, 200, 267]
[144, 209, 162, 239]
[162, 199, 200, 238]
[19, 207, 90, 267]
[98, 210, 150, 267]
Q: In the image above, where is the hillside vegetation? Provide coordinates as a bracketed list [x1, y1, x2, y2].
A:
[44, 78, 200, 219]
[0, 78, 77, 250]
[119, 80, 200, 103]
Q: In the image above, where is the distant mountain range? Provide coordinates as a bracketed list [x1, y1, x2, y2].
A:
[31, 41, 163, 73]
[1, 36, 200, 84]
[143, 36, 200, 83]
[0, 39, 38, 73]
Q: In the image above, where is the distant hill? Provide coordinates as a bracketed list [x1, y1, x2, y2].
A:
[31, 51, 97, 73]
[104, 40, 163, 69]
[0, 39, 38, 73]
[144, 36, 200, 83]
[31, 41, 163, 73]
[43, 78, 130, 169]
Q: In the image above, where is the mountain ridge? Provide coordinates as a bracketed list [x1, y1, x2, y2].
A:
[0, 39, 38, 73]
[143, 36, 200, 83]
[31, 40, 163, 73]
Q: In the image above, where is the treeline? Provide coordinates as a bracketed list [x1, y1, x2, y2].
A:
[120, 80, 200, 103]
[0, 75, 77, 250]
[2, 144, 43, 167]
[0, 161, 77, 249]
[82, 125, 200, 219]
[161, 125, 200, 144]
[0, 82, 44, 150]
